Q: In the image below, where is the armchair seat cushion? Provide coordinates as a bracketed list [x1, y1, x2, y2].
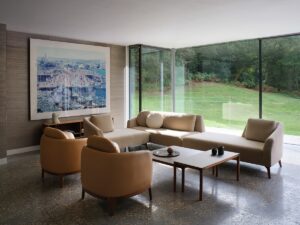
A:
[103, 128, 149, 148]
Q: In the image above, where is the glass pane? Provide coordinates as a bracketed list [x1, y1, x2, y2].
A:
[262, 36, 300, 135]
[141, 47, 172, 112]
[129, 46, 140, 118]
[175, 40, 259, 131]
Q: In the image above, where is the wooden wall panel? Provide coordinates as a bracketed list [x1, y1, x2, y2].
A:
[5, 31, 126, 150]
[0, 24, 6, 158]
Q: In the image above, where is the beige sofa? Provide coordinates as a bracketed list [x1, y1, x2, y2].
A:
[127, 111, 205, 146]
[183, 118, 283, 178]
[128, 111, 283, 178]
[83, 114, 149, 149]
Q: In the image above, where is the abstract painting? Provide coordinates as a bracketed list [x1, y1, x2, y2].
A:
[30, 39, 110, 120]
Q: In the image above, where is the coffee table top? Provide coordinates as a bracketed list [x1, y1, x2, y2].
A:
[152, 146, 202, 166]
[174, 150, 239, 169]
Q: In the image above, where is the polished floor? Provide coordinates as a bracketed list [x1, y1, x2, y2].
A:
[1, 145, 300, 225]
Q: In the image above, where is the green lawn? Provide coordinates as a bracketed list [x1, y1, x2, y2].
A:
[132, 82, 300, 135]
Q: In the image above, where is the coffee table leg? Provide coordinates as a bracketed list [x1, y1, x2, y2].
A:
[173, 165, 176, 192]
[237, 156, 240, 181]
[199, 169, 203, 201]
[182, 167, 185, 192]
[215, 166, 218, 177]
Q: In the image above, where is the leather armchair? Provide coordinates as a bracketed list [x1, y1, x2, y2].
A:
[81, 136, 153, 216]
[40, 127, 87, 187]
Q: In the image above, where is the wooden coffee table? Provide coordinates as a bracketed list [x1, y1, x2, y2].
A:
[173, 150, 240, 201]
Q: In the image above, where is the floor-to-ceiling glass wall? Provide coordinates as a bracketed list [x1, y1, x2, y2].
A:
[175, 40, 259, 130]
[129, 35, 300, 137]
[141, 46, 172, 112]
[129, 45, 172, 118]
[129, 45, 140, 117]
[262, 36, 300, 135]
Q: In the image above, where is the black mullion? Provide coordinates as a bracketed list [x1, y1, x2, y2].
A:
[138, 45, 142, 112]
[259, 39, 262, 119]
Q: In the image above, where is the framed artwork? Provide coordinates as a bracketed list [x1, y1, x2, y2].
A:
[30, 38, 110, 120]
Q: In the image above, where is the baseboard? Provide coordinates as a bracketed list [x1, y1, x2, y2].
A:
[0, 157, 7, 165]
[7, 145, 40, 156]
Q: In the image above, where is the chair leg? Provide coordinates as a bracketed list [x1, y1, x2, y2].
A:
[148, 188, 152, 201]
[266, 166, 271, 179]
[81, 188, 85, 200]
[279, 160, 282, 168]
[59, 175, 64, 188]
[41, 169, 45, 183]
[107, 198, 117, 216]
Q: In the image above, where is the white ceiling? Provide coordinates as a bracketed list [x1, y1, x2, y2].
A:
[0, 0, 299, 48]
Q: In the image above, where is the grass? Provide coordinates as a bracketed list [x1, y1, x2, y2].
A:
[132, 82, 300, 135]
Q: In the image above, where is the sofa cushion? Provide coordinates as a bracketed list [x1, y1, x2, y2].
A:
[146, 113, 163, 129]
[87, 136, 120, 153]
[136, 111, 150, 127]
[132, 126, 197, 146]
[90, 114, 114, 133]
[245, 118, 276, 142]
[163, 115, 196, 131]
[104, 128, 150, 149]
[182, 132, 265, 165]
[64, 131, 75, 139]
[44, 127, 68, 139]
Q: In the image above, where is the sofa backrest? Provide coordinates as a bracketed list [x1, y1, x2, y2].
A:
[87, 135, 120, 153]
[135, 111, 205, 132]
[243, 118, 278, 142]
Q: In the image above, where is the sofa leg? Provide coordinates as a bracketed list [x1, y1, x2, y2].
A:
[279, 160, 282, 168]
[148, 188, 152, 201]
[81, 188, 85, 200]
[266, 167, 271, 179]
[107, 198, 117, 216]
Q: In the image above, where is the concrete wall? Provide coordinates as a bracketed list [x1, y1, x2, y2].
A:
[0, 28, 126, 159]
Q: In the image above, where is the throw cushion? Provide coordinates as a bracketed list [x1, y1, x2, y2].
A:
[44, 127, 68, 139]
[87, 136, 120, 153]
[163, 115, 196, 131]
[146, 113, 163, 129]
[245, 118, 277, 142]
[136, 111, 150, 126]
[90, 114, 114, 133]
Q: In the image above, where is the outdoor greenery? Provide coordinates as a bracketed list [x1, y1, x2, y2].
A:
[133, 82, 300, 135]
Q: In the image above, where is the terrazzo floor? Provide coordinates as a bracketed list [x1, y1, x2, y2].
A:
[1, 144, 300, 225]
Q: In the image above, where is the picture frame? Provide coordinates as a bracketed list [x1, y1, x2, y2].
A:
[30, 38, 110, 120]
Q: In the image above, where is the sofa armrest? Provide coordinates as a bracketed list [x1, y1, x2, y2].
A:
[83, 118, 104, 137]
[194, 115, 205, 132]
[127, 117, 137, 128]
[263, 123, 283, 167]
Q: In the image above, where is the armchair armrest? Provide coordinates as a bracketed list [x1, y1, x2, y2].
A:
[127, 117, 137, 128]
[83, 118, 104, 137]
[263, 123, 283, 167]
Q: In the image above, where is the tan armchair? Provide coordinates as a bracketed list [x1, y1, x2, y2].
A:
[81, 136, 153, 216]
[40, 127, 87, 187]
